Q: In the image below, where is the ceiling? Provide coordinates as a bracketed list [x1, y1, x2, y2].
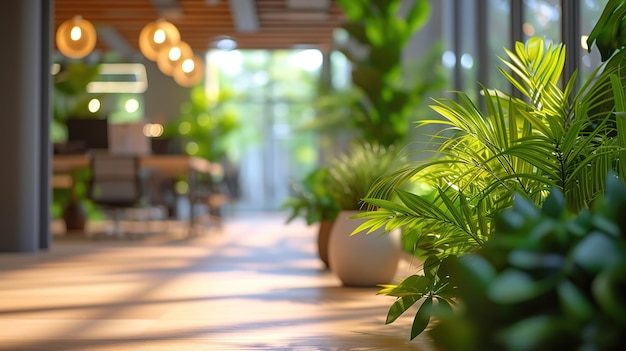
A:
[53, 0, 346, 58]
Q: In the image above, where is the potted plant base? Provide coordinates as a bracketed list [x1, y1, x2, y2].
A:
[328, 210, 401, 287]
[62, 198, 87, 234]
[317, 219, 334, 268]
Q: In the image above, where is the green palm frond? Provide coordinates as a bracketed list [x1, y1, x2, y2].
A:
[361, 37, 623, 260]
[326, 142, 403, 211]
[375, 7, 626, 340]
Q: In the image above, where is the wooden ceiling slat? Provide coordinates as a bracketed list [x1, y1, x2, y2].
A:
[54, 0, 344, 54]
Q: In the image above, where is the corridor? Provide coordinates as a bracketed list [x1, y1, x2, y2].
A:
[0, 213, 433, 350]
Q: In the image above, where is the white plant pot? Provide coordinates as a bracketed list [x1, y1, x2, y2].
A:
[328, 210, 402, 287]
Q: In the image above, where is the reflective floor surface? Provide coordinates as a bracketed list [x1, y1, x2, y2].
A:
[0, 213, 434, 350]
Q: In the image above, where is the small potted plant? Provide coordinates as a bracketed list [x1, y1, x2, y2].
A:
[325, 142, 404, 286]
[283, 167, 340, 267]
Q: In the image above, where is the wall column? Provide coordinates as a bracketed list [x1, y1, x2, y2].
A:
[39, 0, 53, 249]
[0, 0, 47, 252]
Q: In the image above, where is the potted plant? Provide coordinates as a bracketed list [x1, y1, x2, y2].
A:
[430, 174, 626, 351]
[286, 0, 444, 267]
[324, 142, 404, 286]
[353, 32, 626, 338]
[329, 0, 442, 148]
[283, 167, 340, 267]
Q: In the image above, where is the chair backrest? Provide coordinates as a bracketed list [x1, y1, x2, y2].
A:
[89, 154, 140, 207]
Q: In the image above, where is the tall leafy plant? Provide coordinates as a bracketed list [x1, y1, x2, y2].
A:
[352, 36, 626, 339]
[329, 0, 442, 147]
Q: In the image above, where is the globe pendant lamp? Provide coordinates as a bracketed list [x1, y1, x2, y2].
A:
[138, 19, 180, 61]
[157, 41, 192, 76]
[173, 55, 204, 87]
[56, 16, 97, 59]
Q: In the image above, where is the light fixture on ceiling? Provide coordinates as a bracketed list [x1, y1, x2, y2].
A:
[212, 36, 238, 51]
[56, 16, 97, 59]
[157, 41, 193, 76]
[85, 63, 148, 93]
[138, 19, 180, 61]
[173, 55, 205, 87]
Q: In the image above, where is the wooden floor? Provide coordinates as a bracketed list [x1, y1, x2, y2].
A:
[0, 213, 434, 351]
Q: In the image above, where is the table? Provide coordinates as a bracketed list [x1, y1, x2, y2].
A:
[53, 154, 222, 235]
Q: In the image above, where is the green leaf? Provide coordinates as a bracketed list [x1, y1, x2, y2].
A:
[406, 0, 431, 34]
[499, 316, 562, 351]
[572, 231, 620, 274]
[488, 269, 545, 303]
[381, 274, 430, 297]
[365, 19, 385, 46]
[557, 280, 594, 320]
[434, 297, 454, 318]
[424, 255, 440, 280]
[610, 74, 626, 179]
[592, 262, 626, 324]
[360, 197, 417, 215]
[386, 295, 421, 324]
[541, 187, 566, 219]
[394, 189, 453, 224]
[411, 296, 433, 339]
[352, 67, 384, 104]
[509, 250, 564, 271]
[336, 0, 365, 21]
[437, 255, 458, 281]
[456, 254, 496, 292]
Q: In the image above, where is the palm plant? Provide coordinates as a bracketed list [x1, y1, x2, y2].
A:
[326, 142, 402, 211]
[353, 36, 626, 339]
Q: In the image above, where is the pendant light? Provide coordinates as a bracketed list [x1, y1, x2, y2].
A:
[138, 19, 180, 61]
[173, 55, 205, 87]
[157, 41, 193, 76]
[56, 16, 97, 59]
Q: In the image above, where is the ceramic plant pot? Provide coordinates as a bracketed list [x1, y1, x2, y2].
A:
[317, 219, 334, 268]
[328, 210, 401, 287]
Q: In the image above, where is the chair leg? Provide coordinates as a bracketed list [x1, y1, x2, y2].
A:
[113, 209, 124, 239]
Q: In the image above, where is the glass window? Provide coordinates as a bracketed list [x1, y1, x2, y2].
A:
[210, 49, 323, 210]
[523, 0, 562, 44]
[488, 0, 512, 91]
[579, 0, 608, 82]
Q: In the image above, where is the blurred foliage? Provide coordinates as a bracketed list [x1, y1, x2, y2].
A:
[283, 167, 340, 225]
[164, 85, 240, 162]
[587, 0, 626, 61]
[318, 0, 445, 147]
[52, 62, 105, 142]
[431, 174, 626, 351]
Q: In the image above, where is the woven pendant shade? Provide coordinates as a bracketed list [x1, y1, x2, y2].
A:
[138, 20, 180, 61]
[157, 41, 193, 76]
[173, 55, 204, 87]
[56, 16, 97, 59]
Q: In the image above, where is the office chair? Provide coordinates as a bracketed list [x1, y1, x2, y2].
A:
[88, 154, 147, 239]
[190, 171, 228, 232]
